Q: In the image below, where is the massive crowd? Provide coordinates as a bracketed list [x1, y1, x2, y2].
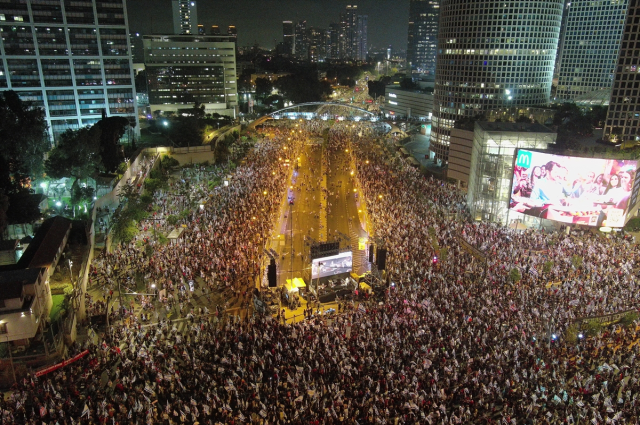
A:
[3, 118, 640, 424]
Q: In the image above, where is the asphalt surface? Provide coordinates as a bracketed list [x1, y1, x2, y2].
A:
[274, 137, 368, 289]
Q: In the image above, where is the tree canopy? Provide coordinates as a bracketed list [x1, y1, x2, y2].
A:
[0, 91, 50, 196]
[96, 116, 130, 172]
[45, 126, 103, 185]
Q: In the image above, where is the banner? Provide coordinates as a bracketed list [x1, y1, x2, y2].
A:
[35, 349, 90, 377]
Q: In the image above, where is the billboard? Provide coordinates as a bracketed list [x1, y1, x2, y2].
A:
[509, 149, 638, 227]
[311, 252, 353, 279]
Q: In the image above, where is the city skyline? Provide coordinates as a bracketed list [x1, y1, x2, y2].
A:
[127, 0, 410, 51]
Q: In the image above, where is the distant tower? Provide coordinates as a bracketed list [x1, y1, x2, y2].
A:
[604, 0, 640, 145]
[407, 0, 440, 74]
[556, 0, 629, 100]
[210, 25, 221, 35]
[197, 24, 205, 35]
[172, 0, 198, 35]
[283, 21, 295, 55]
[430, 0, 563, 163]
[227, 25, 237, 40]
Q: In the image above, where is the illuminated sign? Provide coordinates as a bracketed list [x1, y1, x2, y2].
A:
[388, 93, 397, 98]
[388, 100, 397, 105]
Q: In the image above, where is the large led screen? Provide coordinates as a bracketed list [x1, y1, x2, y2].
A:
[311, 252, 353, 279]
[509, 150, 638, 227]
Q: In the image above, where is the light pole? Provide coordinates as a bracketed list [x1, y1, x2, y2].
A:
[68, 259, 73, 283]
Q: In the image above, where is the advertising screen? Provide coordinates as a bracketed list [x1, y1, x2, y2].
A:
[509, 150, 638, 227]
[311, 252, 353, 279]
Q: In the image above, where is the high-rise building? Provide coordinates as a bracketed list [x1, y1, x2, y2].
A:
[556, 0, 628, 100]
[355, 14, 368, 61]
[130, 33, 145, 63]
[430, 0, 563, 163]
[604, 0, 640, 145]
[295, 20, 308, 60]
[308, 27, 327, 62]
[329, 23, 341, 59]
[406, 0, 440, 75]
[143, 35, 237, 118]
[172, 0, 198, 35]
[0, 0, 138, 141]
[553, 0, 572, 78]
[283, 21, 295, 56]
[210, 25, 221, 35]
[197, 24, 205, 35]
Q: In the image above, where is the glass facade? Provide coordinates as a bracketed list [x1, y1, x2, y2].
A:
[407, 0, 440, 75]
[430, 0, 563, 163]
[556, 0, 628, 100]
[467, 122, 556, 225]
[0, 0, 138, 142]
[604, 0, 640, 145]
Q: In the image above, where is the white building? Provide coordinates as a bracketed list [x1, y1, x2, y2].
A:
[0, 0, 139, 142]
[143, 35, 238, 118]
[380, 87, 434, 121]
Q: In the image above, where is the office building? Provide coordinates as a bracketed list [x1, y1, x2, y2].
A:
[308, 27, 327, 62]
[0, 0, 138, 142]
[197, 24, 205, 35]
[430, 0, 563, 163]
[295, 20, 308, 60]
[604, 0, 640, 145]
[407, 0, 440, 75]
[283, 21, 295, 56]
[339, 5, 367, 61]
[355, 14, 368, 61]
[143, 35, 237, 118]
[329, 23, 341, 59]
[556, 0, 628, 100]
[172, 0, 198, 35]
[380, 87, 434, 121]
[210, 25, 221, 35]
[130, 32, 145, 63]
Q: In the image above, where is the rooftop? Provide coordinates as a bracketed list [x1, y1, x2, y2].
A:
[0, 268, 42, 301]
[17, 216, 71, 270]
[477, 121, 555, 134]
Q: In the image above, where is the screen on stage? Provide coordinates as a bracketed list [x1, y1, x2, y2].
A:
[509, 149, 638, 227]
[311, 252, 353, 279]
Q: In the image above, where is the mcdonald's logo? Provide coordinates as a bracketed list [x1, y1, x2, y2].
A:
[516, 150, 532, 168]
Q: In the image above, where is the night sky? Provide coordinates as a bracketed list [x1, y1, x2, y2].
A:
[127, 0, 410, 51]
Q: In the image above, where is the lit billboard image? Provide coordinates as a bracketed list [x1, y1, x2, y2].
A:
[509, 149, 638, 227]
[311, 252, 353, 279]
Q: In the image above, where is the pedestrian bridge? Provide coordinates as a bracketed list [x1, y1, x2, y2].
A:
[247, 102, 379, 129]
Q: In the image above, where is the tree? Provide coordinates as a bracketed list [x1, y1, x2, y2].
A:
[509, 267, 522, 283]
[0, 91, 50, 196]
[70, 185, 95, 217]
[45, 127, 102, 187]
[255, 77, 273, 101]
[96, 116, 130, 173]
[367, 80, 386, 99]
[399, 78, 418, 90]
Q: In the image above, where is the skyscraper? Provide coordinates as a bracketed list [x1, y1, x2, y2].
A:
[604, 0, 640, 145]
[430, 0, 563, 163]
[227, 25, 237, 40]
[210, 25, 221, 36]
[0, 0, 138, 141]
[172, 0, 198, 35]
[329, 23, 341, 59]
[295, 20, 308, 60]
[406, 0, 440, 75]
[355, 15, 368, 61]
[338, 5, 367, 61]
[283, 21, 295, 56]
[556, 0, 628, 100]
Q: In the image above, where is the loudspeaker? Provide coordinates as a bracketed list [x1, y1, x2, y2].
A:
[268, 264, 277, 287]
[368, 245, 374, 263]
[376, 249, 387, 271]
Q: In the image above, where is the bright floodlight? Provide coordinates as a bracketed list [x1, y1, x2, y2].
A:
[56, 201, 62, 207]
[40, 182, 46, 188]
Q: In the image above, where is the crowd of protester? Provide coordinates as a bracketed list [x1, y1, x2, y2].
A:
[2, 118, 640, 424]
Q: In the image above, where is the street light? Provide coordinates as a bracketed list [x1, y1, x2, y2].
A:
[68, 259, 73, 282]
